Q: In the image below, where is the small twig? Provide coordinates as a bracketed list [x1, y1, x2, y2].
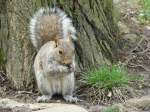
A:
[18, 91, 33, 94]
[138, 43, 150, 54]
[123, 35, 148, 66]
[0, 71, 7, 81]
[129, 64, 150, 73]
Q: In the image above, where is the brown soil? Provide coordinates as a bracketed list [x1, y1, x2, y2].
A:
[0, 108, 12, 112]
[0, 71, 37, 103]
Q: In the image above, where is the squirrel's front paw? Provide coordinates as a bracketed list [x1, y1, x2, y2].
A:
[36, 95, 51, 103]
[59, 66, 69, 73]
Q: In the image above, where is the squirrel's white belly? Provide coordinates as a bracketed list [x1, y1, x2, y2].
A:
[36, 71, 74, 96]
[47, 76, 62, 94]
[35, 72, 62, 95]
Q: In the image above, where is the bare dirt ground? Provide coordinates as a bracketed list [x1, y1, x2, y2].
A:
[116, 0, 150, 96]
[0, 70, 37, 103]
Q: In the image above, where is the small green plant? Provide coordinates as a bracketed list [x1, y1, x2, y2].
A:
[139, 0, 150, 23]
[84, 65, 129, 90]
[104, 105, 120, 112]
[81, 64, 142, 104]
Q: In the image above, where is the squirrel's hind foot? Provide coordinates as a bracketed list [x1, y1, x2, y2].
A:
[63, 95, 82, 103]
[36, 95, 52, 103]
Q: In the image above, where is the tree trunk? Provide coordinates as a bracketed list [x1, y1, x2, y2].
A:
[56, 0, 119, 70]
[0, 0, 36, 89]
[0, 0, 118, 90]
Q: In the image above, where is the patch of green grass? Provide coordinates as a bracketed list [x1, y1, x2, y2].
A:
[81, 64, 143, 104]
[104, 105, 120, 112]
[139, 0, 150, 23]
[84, 65, 129, 90]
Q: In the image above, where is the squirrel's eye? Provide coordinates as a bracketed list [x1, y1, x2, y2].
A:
[59, 50, 63, 55]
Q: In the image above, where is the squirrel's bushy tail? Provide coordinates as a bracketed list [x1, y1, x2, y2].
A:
[29, 7, 77, 50]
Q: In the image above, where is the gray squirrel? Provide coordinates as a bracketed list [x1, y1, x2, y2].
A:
[29, 7, 78, 102]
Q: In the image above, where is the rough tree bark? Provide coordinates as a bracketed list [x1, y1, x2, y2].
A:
[0, 0, 36, 89]
[0, 0, 118, 90]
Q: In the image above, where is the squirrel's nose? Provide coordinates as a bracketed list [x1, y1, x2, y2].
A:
[63, 60, 71, 65]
